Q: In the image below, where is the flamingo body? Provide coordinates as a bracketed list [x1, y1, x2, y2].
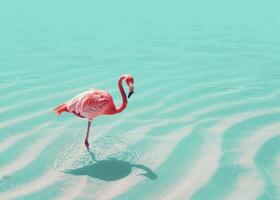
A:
[55, 89, 115, 120]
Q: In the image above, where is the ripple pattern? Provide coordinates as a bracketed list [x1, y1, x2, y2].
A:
[1, 3, 280, 199]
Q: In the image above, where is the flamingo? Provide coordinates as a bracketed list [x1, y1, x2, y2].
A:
[54, 74, 134, 150]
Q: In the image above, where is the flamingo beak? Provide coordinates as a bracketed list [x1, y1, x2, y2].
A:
[128, 84, 134, 98]
[128, 91, 134, 98]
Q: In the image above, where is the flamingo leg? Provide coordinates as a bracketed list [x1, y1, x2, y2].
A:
[84, 121, 92, 150]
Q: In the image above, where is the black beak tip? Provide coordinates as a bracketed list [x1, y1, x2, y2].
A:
[128, 91, 134, 98]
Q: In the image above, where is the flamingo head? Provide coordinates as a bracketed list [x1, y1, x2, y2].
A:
[124, 74, 134, 98]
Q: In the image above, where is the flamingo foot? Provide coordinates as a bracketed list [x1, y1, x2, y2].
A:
[84, 140, 90, 150]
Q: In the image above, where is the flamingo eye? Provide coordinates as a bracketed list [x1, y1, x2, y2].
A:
[124, 75, 134, 85]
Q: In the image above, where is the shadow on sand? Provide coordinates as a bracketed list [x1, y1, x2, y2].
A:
[64, 151, 157, 181]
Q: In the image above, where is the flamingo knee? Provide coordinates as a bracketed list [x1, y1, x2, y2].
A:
[84, 140, 90, 150]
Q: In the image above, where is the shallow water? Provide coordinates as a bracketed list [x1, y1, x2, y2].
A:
[1, 0, 280, 199]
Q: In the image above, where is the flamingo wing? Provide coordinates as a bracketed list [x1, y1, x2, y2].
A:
[67, 89, 111, 119]
[82, 90, 110, 113]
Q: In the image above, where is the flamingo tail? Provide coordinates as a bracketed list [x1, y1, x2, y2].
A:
[54, 103, 68, 116]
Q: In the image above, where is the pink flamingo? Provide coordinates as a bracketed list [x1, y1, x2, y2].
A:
[54, 74, 134, 150]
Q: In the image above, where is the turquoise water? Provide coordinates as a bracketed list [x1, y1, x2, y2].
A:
[1, 0, 280, 199]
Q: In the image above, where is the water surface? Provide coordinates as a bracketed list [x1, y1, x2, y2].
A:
[1, 0, 280, 199]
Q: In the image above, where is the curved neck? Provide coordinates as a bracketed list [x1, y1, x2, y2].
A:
[115, 76, 128, 114]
